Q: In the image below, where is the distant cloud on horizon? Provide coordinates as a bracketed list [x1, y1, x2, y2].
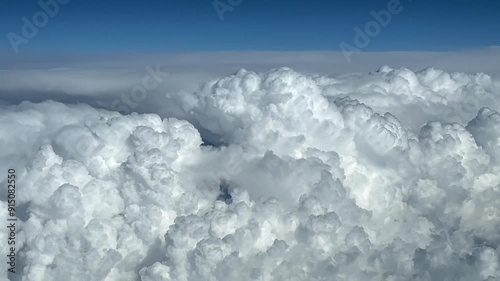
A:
[1, 48, 500, 105]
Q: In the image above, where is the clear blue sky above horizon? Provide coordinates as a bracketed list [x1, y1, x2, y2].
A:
[1, 0, 499, 55]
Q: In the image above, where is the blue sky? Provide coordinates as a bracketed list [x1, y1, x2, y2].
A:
[1, 0, 499, 55]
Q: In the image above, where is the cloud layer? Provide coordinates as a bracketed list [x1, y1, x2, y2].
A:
[1, 65, 500, 281]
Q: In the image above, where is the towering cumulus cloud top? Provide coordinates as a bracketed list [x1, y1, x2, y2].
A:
[1, 67, 499, 281]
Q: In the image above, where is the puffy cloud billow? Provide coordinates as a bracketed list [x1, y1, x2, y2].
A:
[1, 66, 500, 281]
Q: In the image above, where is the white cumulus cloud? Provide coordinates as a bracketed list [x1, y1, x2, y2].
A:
[0, 65, 499, 281]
